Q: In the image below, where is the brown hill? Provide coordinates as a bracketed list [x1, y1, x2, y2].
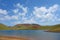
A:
[12, 24, 41, 30]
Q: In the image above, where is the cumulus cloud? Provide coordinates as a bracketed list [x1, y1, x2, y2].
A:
[14, 18, 37, 25]
[33, 4, 59, 21]
[13, 3, 28, 16]
[12, 4, 60, 25]
[48, 4, 59, 13]
[0, 9, 8, 15]
[0, 3, 60, 26]
[11, 15, 19, 20]
[13, 9, 19, 13]
[33, 7, 47, 18]
[0, 15, 19, 20]
[0, 3, 28, 21]
[23, 18, 37, 24]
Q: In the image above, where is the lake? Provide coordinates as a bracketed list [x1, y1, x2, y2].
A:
[0, 30, 60, 40]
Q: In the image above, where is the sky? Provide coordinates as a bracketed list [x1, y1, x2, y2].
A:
[0, 0, 60, 26]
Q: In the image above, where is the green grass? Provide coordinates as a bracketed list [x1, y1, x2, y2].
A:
[47, 24, 60, 32]
[0, 24, 11, 30]
[0, 24, 60, 32]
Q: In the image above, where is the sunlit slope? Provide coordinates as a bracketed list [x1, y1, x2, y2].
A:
[12, 24, 40, 30]
[0, 23, 60, 32]
[47, 24, 60, 32]
[0, 24, 10, 30]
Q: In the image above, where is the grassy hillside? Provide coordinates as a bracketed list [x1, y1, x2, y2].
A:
[12, 24, 40, 30]
[0, 23, 60, 32]
[46, 24, 60, 32]
[0, 24, 11, 30]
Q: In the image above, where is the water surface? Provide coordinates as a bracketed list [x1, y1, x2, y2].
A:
[0, 30, 60, 40]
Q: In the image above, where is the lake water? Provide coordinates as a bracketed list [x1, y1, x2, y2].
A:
[0, 30, 60, 40]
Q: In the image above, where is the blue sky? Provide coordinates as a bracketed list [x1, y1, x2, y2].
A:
[0, 0, 60, 26]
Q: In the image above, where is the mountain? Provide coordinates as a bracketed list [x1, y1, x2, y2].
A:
[0, 23, 60, 32]
[0, 24, 10, 30]
[12, 24, 41, 30]
[47, 24, 60, 32]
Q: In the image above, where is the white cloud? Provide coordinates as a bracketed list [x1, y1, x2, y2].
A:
[13, 17, 37, 25]
[11, 15, 19, 20]
[0, 9, 8, 15]
[4, 15, 11, 20]
[0, 15, 19, 20]
[16, 3, 23, 8]
[23, 18, 36, 24]
[33, 4, 59, 21]
[13, 9, 19, 13]
[48, 4, 59, 13]
[13, 3, 28, 16]
[0, 3, 60, 26]
[18, 7, 28, 16]
[5, 15, 18, 20]
[33, 7, 47, 18]
[0, 3, 28, 21]
[12, 4, 60, 25]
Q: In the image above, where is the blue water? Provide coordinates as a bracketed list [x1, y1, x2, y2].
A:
[0, 30, 60, 40]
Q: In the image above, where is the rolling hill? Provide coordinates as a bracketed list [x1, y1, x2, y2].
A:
[12, 24, 41, 30]
[46, 24, 60, 32]
[0, 24, 11, 30]
[0, 23, 60, 32]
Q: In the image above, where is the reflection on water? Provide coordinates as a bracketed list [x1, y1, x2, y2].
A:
[0, 30, 60, 40]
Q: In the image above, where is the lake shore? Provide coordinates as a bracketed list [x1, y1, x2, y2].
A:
[0, 36, 30, 40]
[45, 30, 60, 33]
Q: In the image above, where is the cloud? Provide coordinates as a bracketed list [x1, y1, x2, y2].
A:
[0, 15, 19, 20]
[33, 4, 59, 21]
[23, 18, 37, 24]
[0, 9, 8, 15]
[12, 4, 60, 25]
[48, 4, 59, 13]
[13, 3, 28, 16]
[0, 3, 28, 21]
[11, 15, 19, 20]
[33, 7, 47, 18]
[13, 17, 37, 25]
[13, 9, 19, 13]
[0, 3, 60, 26]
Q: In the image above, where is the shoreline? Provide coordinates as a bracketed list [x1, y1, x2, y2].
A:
[0, 36, 30, 40]
[45, 30, 60, 33]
